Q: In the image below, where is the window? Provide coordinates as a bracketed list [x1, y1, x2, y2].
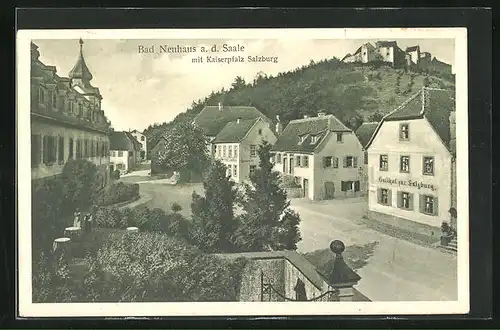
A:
[227, 165, 232, 178]
[38, 87, 45, 103]
[234, 145, 238, 158]
[400, 155, 410, 173]
[116, 163, 123, 170]
[354, 180, 360, 192]
[420, 194, 438, 216]
[233, 164, 238, 177]
[276, 153, 282, 164]
[298, 135, 307, 144]
[364, 150, 368, 165]
[337, 133, 343, 142]
[118, 151, 124, 157]
[379, 155, 388, 171]
[302, 156, 309, 168]
[31, 135, 41, 168]
[52, 92, 57, 109]
[43, 135, 57, 165]
[68, 138, 74, 160]
[344, 156, 357, 168]
[250, 145, 257, 157]
[250, 165, 256, 175]
[76, 140, 82, 159]
[96, 141, 100, 157]
[341, 181, 354, 192]
[79, 104, 84, 117]
[58, 136, 64, 163]
[398, 191, 413, 210]
[228, 145, 233, 158]
[223, 145, 227, 158]
[423, 156, 434, 176]
[311, 135, 318, 144]
[378, 188, 391, 205]
[217, 145, 221, 157]
[295, 155, 301, 167]
[323, 156, 332, 168]
[399, 123, 409, 140]
[141, 136, 145, 141]
[258, 129, 262, 135]
[333, 157, 339, 168]
[83, 140, 88, 158]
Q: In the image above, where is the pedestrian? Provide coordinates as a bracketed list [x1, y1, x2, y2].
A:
[73, 208, 81, 228]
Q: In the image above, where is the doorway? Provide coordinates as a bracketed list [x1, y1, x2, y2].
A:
[303, 179, 309, 198]
[325, 181, 335, 199]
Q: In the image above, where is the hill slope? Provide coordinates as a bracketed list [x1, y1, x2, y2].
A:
[144, 58, 455, 150]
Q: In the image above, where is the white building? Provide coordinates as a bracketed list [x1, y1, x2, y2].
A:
[129, 129, 147, 161]
[109, 131, 141, 174]
[271, 113, 364, 200]
[365, 87, 456, 229]
[212, 117, 277, 184]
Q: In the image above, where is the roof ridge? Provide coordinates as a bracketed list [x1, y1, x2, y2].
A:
[382, 89, 422, 121]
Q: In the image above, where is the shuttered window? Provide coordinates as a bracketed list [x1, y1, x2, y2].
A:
[58, 136, 64, 163]
[302, 156, 309, 168]
[354, 180, 360, 192]
[333, 157, 339, 168]
[377, 188, 392, 205]
[31, 135, 41, 168]
[398, 191, 413, 210]
[419, 194, 439, 216]
[295, 155, 301, 167]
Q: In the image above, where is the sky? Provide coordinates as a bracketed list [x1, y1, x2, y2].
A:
[33, 38, 455, 132]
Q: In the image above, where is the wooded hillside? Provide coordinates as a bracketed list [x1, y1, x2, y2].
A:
[144, 58, 455, 151]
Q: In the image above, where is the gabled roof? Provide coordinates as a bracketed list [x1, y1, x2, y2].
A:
[355, 122, 379, 149]
[271, 115, 351, 153]
[366, 87, 456, 153]
[110, 131, 133, 151]
[212, 118, 260, 143]
[124, 131, 142, 150]
[193, 105, 271, 137]
[405, 45, 419, 52]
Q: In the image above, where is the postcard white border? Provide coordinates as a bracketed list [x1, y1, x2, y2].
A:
[17, 27, 469, 317]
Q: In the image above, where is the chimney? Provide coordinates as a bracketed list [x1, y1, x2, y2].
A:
[323, 240, 361, 302]
[218, 102, 223, 111]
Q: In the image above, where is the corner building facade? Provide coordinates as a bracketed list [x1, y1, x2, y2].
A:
[366, 87, 456, 229]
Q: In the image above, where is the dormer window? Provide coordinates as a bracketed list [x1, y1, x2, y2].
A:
[399, 123, 410, 140]
[310, 135, 318, 144]
[299, 135, 307, 144]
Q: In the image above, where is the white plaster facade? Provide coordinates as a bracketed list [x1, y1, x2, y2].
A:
[367, 118, 453, 228]
[110, 149, 135, 174]
[130, 130, 147, 161]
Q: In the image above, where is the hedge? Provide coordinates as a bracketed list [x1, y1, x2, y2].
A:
[94, 182, 139, 207]
[33, 232, 248, 302]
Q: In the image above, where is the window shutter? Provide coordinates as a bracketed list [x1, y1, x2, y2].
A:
[377, 188, 381, 203]
[354, 180, 360, 192]
[397, 191, 402, 208]
[343, 157, 347, 168]
[353, 156, 358, 168]
[419, 194, 425, 213]
[341, 181, 345, 192]
[408, 193, 414, 211]
[387, 189, 392, 206]
[433, 196, 439, 216]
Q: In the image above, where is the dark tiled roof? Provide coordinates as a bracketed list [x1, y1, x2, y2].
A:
[367, 87, 456, 152]
[213, 250, 326, 290]
[110, 131, 132, 151]
[271, 115, 351, 153]
[355, 122, 379, 148]
[193, 105, 271, 137]
[124, 131, 142, 150]
[405, 46, 419, 52]
[68, 40, 93, 81]
[212, 118, 260, 143]
[376, 40, 398, 48]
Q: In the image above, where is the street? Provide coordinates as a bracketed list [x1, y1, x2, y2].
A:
[291, 197, 458, 302]
[122, 169, 457, 302]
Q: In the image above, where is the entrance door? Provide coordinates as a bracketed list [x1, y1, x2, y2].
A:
[325, 181, 335, 199]
[303, 179, 309, 198]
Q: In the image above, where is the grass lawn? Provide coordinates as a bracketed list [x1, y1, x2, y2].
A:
[141, 182, 204, 218]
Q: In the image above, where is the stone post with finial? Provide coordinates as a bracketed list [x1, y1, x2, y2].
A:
[323, 240, 362, 302]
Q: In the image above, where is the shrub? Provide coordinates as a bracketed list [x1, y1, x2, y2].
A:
[95, 182, 139, 207]
[171, 202, 183, 213]
[281, 175, 301, 188]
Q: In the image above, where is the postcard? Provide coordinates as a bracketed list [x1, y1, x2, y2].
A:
[17, 27, 469, 317]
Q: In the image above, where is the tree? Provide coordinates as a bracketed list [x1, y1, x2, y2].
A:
[346, 113, 364, 131]
[231, 76, 247, 91]
[60, 159, 101, 212]
[368, 111, 384, 122]
[154, 121, 209, 182]
[233, 141, 301, 251]
[190, 160, 238, 252]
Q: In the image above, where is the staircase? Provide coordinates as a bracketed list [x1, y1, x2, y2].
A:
[439, 236, 457, 253]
